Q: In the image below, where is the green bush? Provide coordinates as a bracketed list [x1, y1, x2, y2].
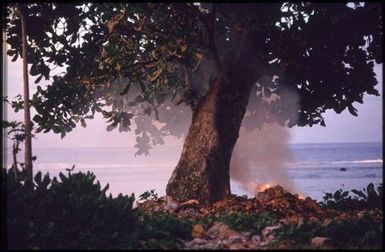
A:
[138, 189, 159, 202]
[274, 213, 383, 249]
[3, 168, 192, 249]
[220, 212, 278, 234]
[320, 183, 383, 210]
[133, 213, 193, 249]
[199, 212, 278, 235]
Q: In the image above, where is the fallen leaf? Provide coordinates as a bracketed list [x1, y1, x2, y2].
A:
[311, 236, 330, 247]
[192, 224, 207, 239]
[213, 199, 228, 209]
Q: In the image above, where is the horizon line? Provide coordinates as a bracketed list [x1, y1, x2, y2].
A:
[2, 141, 382, 151]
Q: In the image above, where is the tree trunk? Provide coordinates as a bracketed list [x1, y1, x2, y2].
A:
[166, 70, 255, 203]
[12, 142, 19, 177]
[166, 13, 264, 203]
[17, 4, 33, 184]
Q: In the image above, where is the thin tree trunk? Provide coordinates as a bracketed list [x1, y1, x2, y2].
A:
[12, 142, 18, 177]
[16, 4, 33, 184]
[166, 71, 255, 204]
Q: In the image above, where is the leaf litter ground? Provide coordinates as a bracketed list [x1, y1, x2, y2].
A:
[138, 185, 383, 249]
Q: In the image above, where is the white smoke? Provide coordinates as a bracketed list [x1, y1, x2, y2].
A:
[230, 84, 302, 196]
[101, 67, 303, 197]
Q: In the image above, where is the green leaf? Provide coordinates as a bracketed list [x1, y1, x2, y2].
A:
[120, 83, 131, 95]
[334, 190, 341, 200]
[323, 192, 333, 200]
[30, 64, 39, 76]
[366, 183, 378, 200]
[80, 118, 87, 128]
[42, 173, 51, 188]
[33, 115, 44, 124]
[347, 104, 358, 116]
[69, 120, 76, 128]
[59, 172, 67, 182]
[53, 126, 61, 133]
[341, 191, 349, 198]
[351, 189, 366, 199]
[34, 75, 43, 84]
[34, 171, 42, 185]
[11, 53, 18, 62]
[6, 50, 14, 56]
[102, 183, 110, 194]
[106, 122, 118, 131]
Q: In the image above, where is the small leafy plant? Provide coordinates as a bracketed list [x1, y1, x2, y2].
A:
[199, 212, 278, 235]
[139, 189, 159, 202]
[351, 183, 383, 209]
[219, 212, 278, 234]
[274, 213, 383, 249]
[320, 183, 383, 210]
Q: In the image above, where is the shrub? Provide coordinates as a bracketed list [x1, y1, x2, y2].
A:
[199, 212, 278, 235]
[320, 183, 383, 210]
[133, 213, 193, 249]
[138, 189, 159, 202]
[274, 213, 383, 249]
[3, 168, 192, 249]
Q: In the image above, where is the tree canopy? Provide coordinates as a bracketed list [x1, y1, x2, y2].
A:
[4, 3, 382, 155]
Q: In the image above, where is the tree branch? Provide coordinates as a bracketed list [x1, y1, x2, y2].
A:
[205, 4, 223, 72]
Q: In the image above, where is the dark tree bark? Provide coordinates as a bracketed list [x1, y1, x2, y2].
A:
[12, 142, 19, 177]
[17, 4, 33, 184]
[166, 14, 264, 203]
[166, 67, 258, 203]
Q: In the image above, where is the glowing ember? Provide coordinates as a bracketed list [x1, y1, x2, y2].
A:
[295, 194, 305, 200]
[257, 183, 273, 192]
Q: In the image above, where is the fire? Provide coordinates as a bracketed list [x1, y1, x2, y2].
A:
[255, 183, 306, 200]
[257, 183, 273, 192]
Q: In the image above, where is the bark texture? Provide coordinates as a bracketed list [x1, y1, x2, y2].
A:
[166, 15, 264, 203]
[166, 70, 256, 203]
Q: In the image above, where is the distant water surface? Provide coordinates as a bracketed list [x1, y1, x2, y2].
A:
[3, 142, 382, 201]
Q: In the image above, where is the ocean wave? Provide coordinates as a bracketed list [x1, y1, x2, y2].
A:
[34, 162, 171, 169]
[331, 159, 383, 164]
[364, 173, 381, 178]
[293, 159, 382, 166]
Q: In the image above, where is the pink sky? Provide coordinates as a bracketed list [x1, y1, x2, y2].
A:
[3, 55, 383, 150]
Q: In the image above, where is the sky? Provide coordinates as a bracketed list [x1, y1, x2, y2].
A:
[2, 52, 383, 150]
[1, 3, 382, 201]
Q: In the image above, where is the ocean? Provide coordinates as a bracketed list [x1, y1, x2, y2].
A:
[2, 142, 383, 202]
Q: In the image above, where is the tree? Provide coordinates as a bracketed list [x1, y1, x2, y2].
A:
[4, 3, 382, 203]
[13, 4, 34, 184]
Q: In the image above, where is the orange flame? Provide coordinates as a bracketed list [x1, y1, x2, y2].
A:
[257, 183, 272, 192]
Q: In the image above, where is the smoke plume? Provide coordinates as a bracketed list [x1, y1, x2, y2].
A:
[230, 83, 302, 196]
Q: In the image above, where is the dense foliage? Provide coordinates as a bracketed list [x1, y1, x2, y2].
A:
[2, 120, 26, 170]
[319, 183, 383, 210]
[4, 3, 382, 154]
[3, 168, 192, 249]
[274, 213, 383, 249]
[199, 212, 278, 235]
[3, 167, 383, 249]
